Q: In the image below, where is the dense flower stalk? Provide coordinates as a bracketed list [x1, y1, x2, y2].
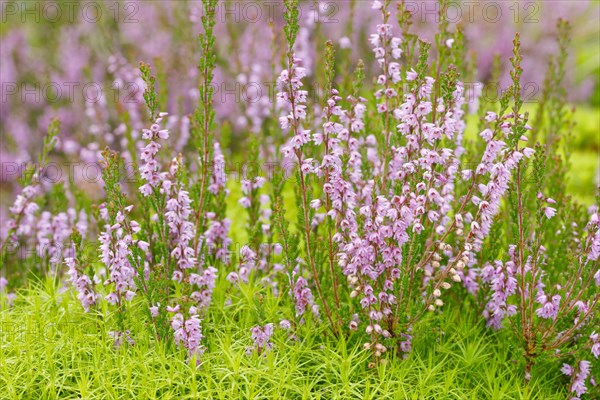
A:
[171, 307, 205, 362]
[250, 323, 274, 354]
[99, 210, 138, 305]
[65, 233, 99, 312]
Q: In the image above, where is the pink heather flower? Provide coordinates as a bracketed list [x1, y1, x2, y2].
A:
[280, 320, 291, 330]
[204, 213, 232, 264]
[208, 142, 228, 195]
[485, 112, 497, 122]
[226, 272, 239, 284]
[590, 332, 600, 358]
[570, 360, 591, 397]
[399, 333, 413, 354]
[172, 312, 204, 360]
[165, 188, 197, 275]
[586, 212, 600, 262]
[480, 129, 493, 142]
[277, 59, 309, 134]
[544, 207, 557, 219]
[292, 276, 314, 316]
[37, 211, 72, 270]
[237, 245, 257, 282]
[562, 363, 574, 376]
[99, 218, 138, 303]
[7, 185, 39, 240]
[139, 114, 169, 196]
[108, 330, 135, 348]
[593, 344, 600, 359]
[189, 266, 219, 309]
[65, 254, 100, 312]
[523, 147, 535, 158]
[406, 69, 418, 81]
[250, 323, 274, 353]
[150, 304, 160, 319]
[535, 293, 561, 320]
[166, 305, 180, 313]
[481, 259, 518, 329]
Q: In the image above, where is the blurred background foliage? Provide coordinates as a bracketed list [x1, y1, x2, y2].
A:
[1, 0, 598, 208]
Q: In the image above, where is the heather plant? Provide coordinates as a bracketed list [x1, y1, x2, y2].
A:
[0, 119, 86, 283]
[474, 20, 600, 398]
[0, 0, 598, 397]
[97, 0, 228, 361]
[273, 0, 542, 364]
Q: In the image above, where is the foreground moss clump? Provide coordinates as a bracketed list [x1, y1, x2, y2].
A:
[1, 280, 569, 400]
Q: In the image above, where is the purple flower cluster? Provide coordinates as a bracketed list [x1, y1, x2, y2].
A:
[590, 332, 600, 359]
[167, 185, 197, 279]
[65, 251, 99, 312]
[36, 211, 72, 271]
[278, 59, 310, 157]
[171, 307, 205, 362]
[535, 288, 561, 320]
[586, 211, 600, 263]
[562, 360, 592, 399]
[99, 209, 139, 305]
[139, 113, 170, 197]
[292, 276, 315, 317]
[204, 142, 232, 264]
[481, 257, 518, 329]
[6, 185, 39, 241]
[250, 323, 274, 354]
